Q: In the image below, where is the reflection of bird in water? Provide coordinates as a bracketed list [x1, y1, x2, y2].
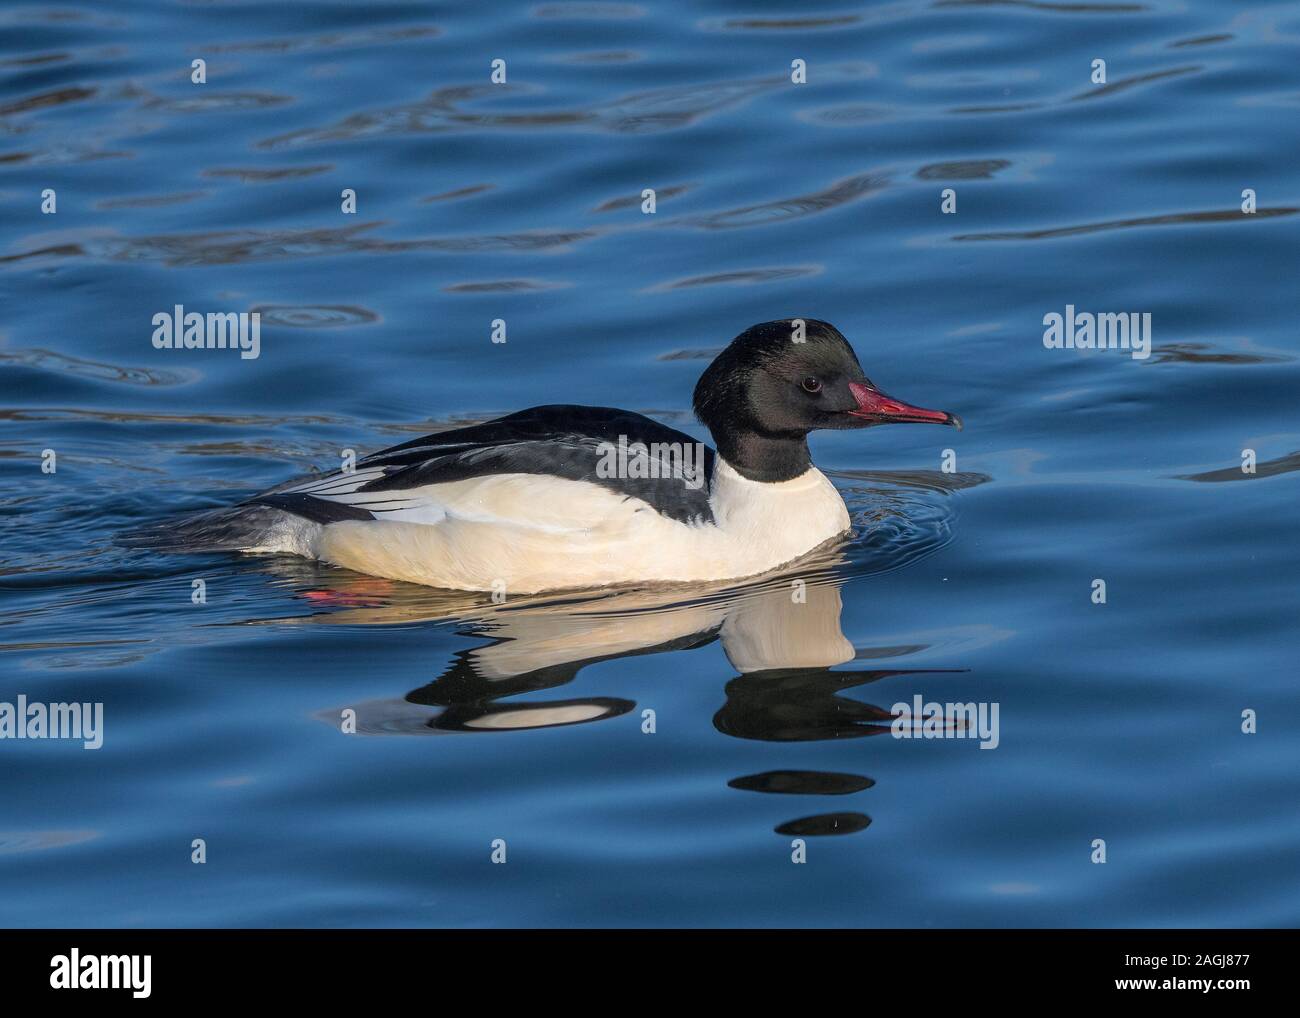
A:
[302, 545, 859, 735]
[280, 545, 968, 838]
[714, 664, 959, 743]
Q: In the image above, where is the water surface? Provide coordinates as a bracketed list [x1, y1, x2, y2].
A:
[1, 0, 1298, 927]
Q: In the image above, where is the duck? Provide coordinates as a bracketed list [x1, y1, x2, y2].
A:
[149, 319, 960, 593]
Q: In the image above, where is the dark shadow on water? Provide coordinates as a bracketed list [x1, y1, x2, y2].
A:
[774, 813, 871, 837]
[714, 663, 965, 743]
[1175, 450, 1300, 483]
[729, 771, 876, 795]
[934, 0, 1147, 12]
[1146, 342, 1292, 366]
[953, 207, 1297, 242]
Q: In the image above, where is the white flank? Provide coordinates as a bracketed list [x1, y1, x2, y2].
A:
[246, 458, 852, 592]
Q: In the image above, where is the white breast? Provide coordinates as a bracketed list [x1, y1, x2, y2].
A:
[286, 458, 850, 593]
[699, 459, 851, 574]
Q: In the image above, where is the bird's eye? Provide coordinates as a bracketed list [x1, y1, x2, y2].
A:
[801, 376, 822, 394]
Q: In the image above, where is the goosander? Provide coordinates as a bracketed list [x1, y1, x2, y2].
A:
[149, 319, 960, 592]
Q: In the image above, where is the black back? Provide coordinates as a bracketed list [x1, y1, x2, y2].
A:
[252, 405, 717, 526]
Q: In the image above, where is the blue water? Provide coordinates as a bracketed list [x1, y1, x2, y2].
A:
[2, 0, 1298, 928]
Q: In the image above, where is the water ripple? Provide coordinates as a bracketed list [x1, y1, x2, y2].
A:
[1176, 451, 1300, 483]
[95, 191, 206, 209]
[594, 184, 690, 212]
[649, 265, 821, 290]
[2, 223, 602, 268]
[0, 348, 193, 386]
[203, 165, 332, 183]
[935, 0, 1148, 12]
[256, 70, 871, 148]
[199, 26, 441, 55]
[917, 159, 1011, 180]
[443, 279, 569, 293]
[1070, 65, 1201, 102]
[420, 184, 494, 203]
[1147, 342, 1291, 365]
[954, 206, 1297, 242]
[136, 90, 293, 113]
[684, 171, 890, 229]
[251, 305, 379, 328]
[0, 830, 99, 855]
[0, 85, 96, 116]
[532, 3, 644, 17]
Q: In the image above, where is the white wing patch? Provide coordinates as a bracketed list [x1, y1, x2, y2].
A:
[278, 466, 662, 534]
[281, 467, 447, 524]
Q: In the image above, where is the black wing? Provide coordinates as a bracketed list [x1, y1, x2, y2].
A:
[250, 405, 716, 526]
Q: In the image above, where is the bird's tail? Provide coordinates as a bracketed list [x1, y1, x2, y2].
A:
[116, 502, 296, 553]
